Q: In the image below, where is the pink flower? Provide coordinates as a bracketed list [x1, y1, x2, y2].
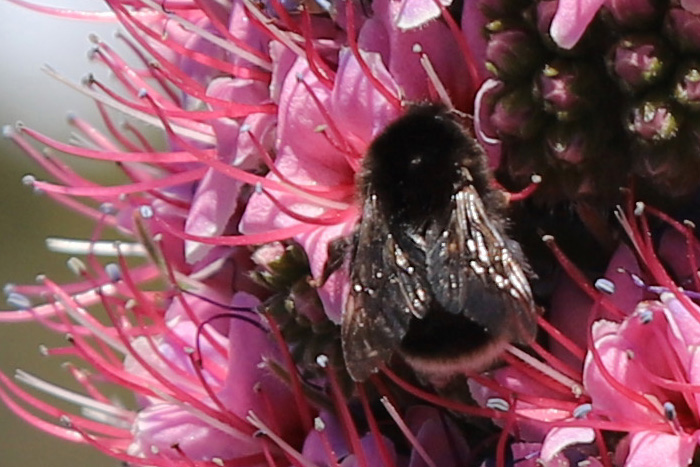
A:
[582, 296, 699, 466]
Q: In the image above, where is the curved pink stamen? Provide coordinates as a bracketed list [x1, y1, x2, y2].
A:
[586, 303, 666, 422]
[0, 372, 131, 437]
[357, 385, 393, 467]
[543, 236, 625, 318]
[109, 1, 271, 82]
[299, 8, 335, 89]
[6, 0, 124, 21]
[529, 341, 582, 381]
[496, 396, 517, 467]
[381, 367, 499, 418]
[32, 167, 208, 198]
[191, 0, 272, 68]
[141, 91, 350, 210]
[266, 318, 314, 432]
[154, 215, 317, 246]
[537, 315, 587, 361]
[344, 1, 402, 112]
[0, 381, 87, 442]
[20, 124, 204, 162]
[323, 363, 369, 467]
[297, 78, 358, 158]
[260, 188, 355, 226]
[245, 130, 354, 199]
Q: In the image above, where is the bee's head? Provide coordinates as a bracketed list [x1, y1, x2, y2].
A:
[361, 104, 487, 223]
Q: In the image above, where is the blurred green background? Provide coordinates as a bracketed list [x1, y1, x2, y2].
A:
[0, 2, 147, 465]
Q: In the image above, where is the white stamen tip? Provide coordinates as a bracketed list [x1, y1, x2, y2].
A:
[59, 415, 73, 428]
[99, 202, 116, 214]
[664, 401, 677, 421]
[21, 174, 36, 186]
[150, 445, 160, 454]
[634, 201, 645, 216]
[2, 125, 14, 138]
[314, 417, 326, 431]
[137, 88, 148, 98]
[254, 182, 263, 194]
[7, 292, 31, 310]
[594, 278, 615, 295]
[139, 205, 154, 219]
[212, 458, 224, 467]
[541, 234, 554, 243]
[39, 344, 49, 356]
[3, 283, 15, 295]
[81, 73, 95, 86]
[105, 263, 121, 282]
[240, 123, 251, 133]
[88, 33, 100, 44]
[486, 398, 510, 412]
[660, 291, 676, 305]
[67, 257, 87, 276]
[412, 43, 423, 53]
[35, 274, 46, 284]
[573, 403, 592, 419]
[315, 354, 329, 368]
[531, 173, 542, 184]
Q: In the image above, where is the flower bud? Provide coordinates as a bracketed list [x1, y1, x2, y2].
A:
[607, 35, 673, 94]
[626, 98, 682, 143]
[535, 0, 559, 50]
[665, 8, 700, 53]
[545, 123, 588, 164]
[604, 0, 660, 29]
[537, 60, 598, 120]
[486, 28, 543, 81]
[490, 86, 544, 138]
[673, 59, 700, 109]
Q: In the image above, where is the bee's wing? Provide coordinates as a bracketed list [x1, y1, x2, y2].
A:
[342, 191, 432, 382]
[426, 184, 538, 344]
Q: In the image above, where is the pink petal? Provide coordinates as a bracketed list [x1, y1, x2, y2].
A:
[461, 0, 490, 83]
[185, 170, 242, 263]
[130, 403, 260, 461]
[360, 0, 472, 103]
[393, 0, 453, 31]
[583, 312, 671, 424]
[511, 443, 541, 467]
[330, 48, 402, 151]
[550, 0, 607, 50]
[623, 431, 695, 467]
[405, 406, 471, 467]
[540, 426, 595, 462]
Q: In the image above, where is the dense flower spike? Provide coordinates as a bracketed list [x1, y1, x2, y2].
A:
[6, 1, 700, 467]
[475, 0, 700, 207]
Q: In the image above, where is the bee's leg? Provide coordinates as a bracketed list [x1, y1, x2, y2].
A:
[317, 235, 353, 287]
